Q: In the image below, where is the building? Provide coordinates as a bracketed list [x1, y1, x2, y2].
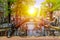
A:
[0, 0, 8, 23]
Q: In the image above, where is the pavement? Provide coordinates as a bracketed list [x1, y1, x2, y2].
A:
[0, 36, 60, 40]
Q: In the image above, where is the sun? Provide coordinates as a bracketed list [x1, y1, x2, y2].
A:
[28, 7, 36, 16]
[29, 8, 35, 14]
[28, 7, 35, 14]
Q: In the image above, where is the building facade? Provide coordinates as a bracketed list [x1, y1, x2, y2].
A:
[0, 0, 8, 24]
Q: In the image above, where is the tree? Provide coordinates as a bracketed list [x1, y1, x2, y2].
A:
[8, 0, 16, 23]
[11, 0, 35, 17]
[41, 0, 60, 21]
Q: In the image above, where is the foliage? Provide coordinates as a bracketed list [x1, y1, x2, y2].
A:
[11, 0, 35, 17]
[40, 0, 60, 18]
[42, 0, 60, 12]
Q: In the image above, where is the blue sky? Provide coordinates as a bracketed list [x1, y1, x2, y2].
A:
[34, 0, 45, 8]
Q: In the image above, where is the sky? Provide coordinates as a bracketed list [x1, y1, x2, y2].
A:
[34, 0, 45, 8]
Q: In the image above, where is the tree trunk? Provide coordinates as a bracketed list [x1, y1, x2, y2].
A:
[8, 1, 11, 23]
[49, 11, 53, 21]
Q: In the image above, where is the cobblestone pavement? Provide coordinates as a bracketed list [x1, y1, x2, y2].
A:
[0, 36, 60, 40]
